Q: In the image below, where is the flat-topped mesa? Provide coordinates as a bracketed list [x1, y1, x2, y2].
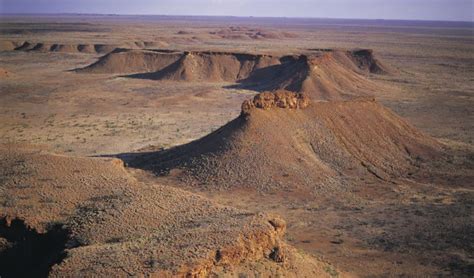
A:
[0, 40, 168, 54]
[10, 41, 117, 54]
[241, 91, 310, 115]
[75, 47, 391, 100]
[128, 97, 442, 193]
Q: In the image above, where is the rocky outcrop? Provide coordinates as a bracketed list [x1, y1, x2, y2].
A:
[241, 90, 310, 114]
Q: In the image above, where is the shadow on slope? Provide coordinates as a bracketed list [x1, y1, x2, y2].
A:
[120, 91, 442, 193]
[77, 48, 392, 100]
[0, 218, 70, 278]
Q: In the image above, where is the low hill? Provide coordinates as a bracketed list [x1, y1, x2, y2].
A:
[0, 41, 23, 51]
[76, 48, 391, 100]
[1, 40, 168, 55]
[77, 49, 183, 74]
[128, 91, 442, 193]
[11, 41, 117, 54]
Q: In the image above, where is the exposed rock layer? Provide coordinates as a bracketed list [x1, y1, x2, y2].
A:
[241, 90, 310, 114]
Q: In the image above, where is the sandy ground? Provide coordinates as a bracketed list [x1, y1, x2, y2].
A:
[1, 16, 472, 155]
[0, 15, 473, 277]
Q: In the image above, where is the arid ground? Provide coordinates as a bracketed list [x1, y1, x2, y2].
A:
[0, 15, 473, 277]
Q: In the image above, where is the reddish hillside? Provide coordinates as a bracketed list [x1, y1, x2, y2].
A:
[77, 48, 390, 100]
[129, 91, 442, 192]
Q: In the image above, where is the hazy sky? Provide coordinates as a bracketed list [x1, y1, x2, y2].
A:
[1, 0, 473, 21]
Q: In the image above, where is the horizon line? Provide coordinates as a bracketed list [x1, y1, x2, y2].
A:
[1, 12, 472, 23]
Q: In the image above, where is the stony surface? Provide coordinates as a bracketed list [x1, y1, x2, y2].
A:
[0, 145, 334, 277]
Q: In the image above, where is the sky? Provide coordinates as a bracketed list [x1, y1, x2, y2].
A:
[0, 0, 473, 21]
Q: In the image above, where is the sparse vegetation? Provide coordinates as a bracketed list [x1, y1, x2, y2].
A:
[324, 265, 339, 277]
[0, 15, 472, 278]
